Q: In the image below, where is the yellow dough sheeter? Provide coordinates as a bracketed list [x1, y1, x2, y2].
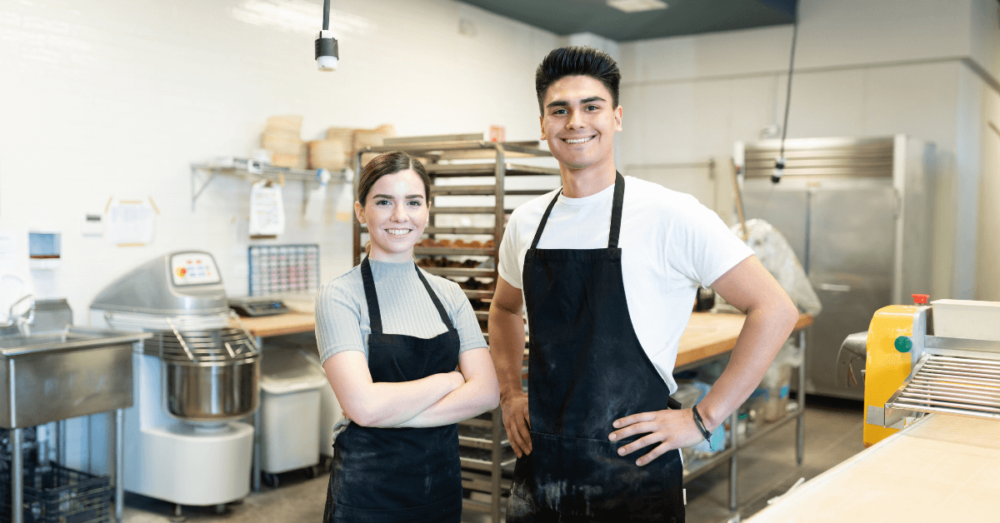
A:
[748, 299, 1000, 522]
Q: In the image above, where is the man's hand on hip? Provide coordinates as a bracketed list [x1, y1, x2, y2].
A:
[501, 391, 532, 457]
[608, 409, 703, 466]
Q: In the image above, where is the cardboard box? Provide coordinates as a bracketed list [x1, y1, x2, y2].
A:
[353, 125, 396, 151]
[266, 115, 303, 134]
[262, 125, 300, 139]
[261, 133, 303, 156]
[309, 139, 347, 171]
[325, 127, 354, 144]
[271, 154, 300, 169]
[297, 141, 309, 169]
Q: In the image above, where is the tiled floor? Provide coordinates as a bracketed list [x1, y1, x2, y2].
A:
[122, 397, 864, 522]
[683, 396, 865, 522]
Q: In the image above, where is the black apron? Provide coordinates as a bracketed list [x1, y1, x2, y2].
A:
[324, 258, 463, 523]
[507, 173, 685, 523]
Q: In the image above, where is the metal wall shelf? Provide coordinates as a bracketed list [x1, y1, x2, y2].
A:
[359, 225, 495, 235]
[429, 207, 514, 215]
[415, 247, 495, 256]
[422, 268, 497, 278]
[428, 163, 560, 177]
[423, 227, 496, 235]
[429, 186, 553, 197]
[430, 185, 498, 196]
[189, 160, 349, 211]
[359, 140, 552, 162]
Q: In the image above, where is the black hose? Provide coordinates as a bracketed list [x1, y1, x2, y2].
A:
[779, 1, 799, 161]
[323, 0, 330, 31]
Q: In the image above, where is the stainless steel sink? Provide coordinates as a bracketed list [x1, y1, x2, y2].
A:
[0, 327, 150, 428]
[0, 298, 150, 523]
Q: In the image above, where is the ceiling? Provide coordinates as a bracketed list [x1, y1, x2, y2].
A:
[457, 0, 796, 42]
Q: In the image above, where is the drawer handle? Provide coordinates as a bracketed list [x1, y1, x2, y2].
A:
[819, 283, 851, 292]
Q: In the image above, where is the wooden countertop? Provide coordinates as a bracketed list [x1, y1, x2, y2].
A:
[745, 414, 1000, 522]
[676, 313, 813, 368]
[241, 310, 813, 369]
[240, 312, 317, 338]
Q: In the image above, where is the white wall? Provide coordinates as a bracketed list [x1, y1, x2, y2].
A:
[617, 0, 1000, 301]
[2, 0, 997, 313]
[0, 0, 560, 322]
[974, 77, 1000, 301]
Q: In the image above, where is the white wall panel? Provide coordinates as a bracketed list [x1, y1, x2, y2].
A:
[976, 88, 1000, 301]
[970, 0, 1000, 81]
[617, 0, 999, 300]
[953, 65, 985, 299]
[795, 0, 971, 70]
[863, 62, 961, 150]
[783, 69, 866, 140]
[619, 25, 792, 85]
[730, 75, 783, 144]
[0, 0, 560, 322]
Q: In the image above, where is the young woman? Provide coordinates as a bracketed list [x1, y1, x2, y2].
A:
[316, 151, 499, 522]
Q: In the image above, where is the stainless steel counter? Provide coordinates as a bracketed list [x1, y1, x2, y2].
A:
[0, 327, 150, 523]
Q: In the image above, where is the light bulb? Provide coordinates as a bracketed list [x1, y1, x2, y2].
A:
[317, 55, 338, 72]
[315, 30, 338, 72]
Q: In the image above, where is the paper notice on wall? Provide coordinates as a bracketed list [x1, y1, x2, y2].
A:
[0, 234, 15, 267]
[249, 180, 285, 236]
[107, 200, 156, 245]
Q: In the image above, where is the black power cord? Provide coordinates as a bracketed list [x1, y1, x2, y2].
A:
[773, 1, 799, 184]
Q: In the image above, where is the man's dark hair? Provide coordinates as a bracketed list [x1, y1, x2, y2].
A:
[535, 46, 621, 114]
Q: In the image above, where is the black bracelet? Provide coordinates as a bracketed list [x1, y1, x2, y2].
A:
[691, 405, 714, 446]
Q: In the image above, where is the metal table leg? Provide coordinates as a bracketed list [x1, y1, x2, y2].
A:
[58, 420, 66, 464]
[116, 409, 125, 522]
[728, 411, 738, 512]
[253, 410, 261, 492]
[490, 407, 502, 522]
[253, 336, 263, 493]
[796, 330, 806, 466]
[12, 427, 22, 523]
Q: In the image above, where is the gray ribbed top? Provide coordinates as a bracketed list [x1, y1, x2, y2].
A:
[315, 258, 487, 364]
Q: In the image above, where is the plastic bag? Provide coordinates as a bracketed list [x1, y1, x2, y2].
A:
[678, 380, 727, 459]
[731, 218, 822, 317]
[759, 339, 801, 421]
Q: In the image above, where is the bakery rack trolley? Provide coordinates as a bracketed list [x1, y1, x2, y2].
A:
[354, 138, 559, 521]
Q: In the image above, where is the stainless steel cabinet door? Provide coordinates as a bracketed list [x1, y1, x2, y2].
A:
[806, 182, 896, 399]
[741, 182, 810, 265]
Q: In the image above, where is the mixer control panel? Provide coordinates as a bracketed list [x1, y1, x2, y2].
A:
[170, 253, 221, 286]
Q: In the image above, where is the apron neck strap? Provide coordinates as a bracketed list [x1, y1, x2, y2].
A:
[360, 257, 384, 334]
[608, 171, 624, 249]
[360, 257, 455, 334]
[530, 171, 626, 250]
[414, 263, 455, 331]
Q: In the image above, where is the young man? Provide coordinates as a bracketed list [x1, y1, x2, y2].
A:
[490, 47, 800, 521]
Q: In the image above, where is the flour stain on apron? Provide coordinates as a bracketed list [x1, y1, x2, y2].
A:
[506, 173, 686, 522]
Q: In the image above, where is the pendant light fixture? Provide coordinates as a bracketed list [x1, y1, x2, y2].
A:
[316, 0, 339, 71]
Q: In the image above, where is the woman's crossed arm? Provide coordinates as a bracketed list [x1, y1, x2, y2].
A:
[323, 347, 498, 428]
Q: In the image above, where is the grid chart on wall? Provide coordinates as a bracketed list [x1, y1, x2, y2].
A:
[248, 244, 320, 296]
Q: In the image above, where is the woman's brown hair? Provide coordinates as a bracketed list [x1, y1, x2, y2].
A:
[357, 151, 431, 207]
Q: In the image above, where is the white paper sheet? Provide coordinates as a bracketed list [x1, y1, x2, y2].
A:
[107, 200, 156, 245]
[0, 234, 15, 267]
[249, 180, 285, 236]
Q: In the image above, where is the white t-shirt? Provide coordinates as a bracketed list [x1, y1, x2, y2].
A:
[498, 176, 754, 394]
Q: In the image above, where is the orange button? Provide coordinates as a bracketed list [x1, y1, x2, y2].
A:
[177, 268, 187, 277]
